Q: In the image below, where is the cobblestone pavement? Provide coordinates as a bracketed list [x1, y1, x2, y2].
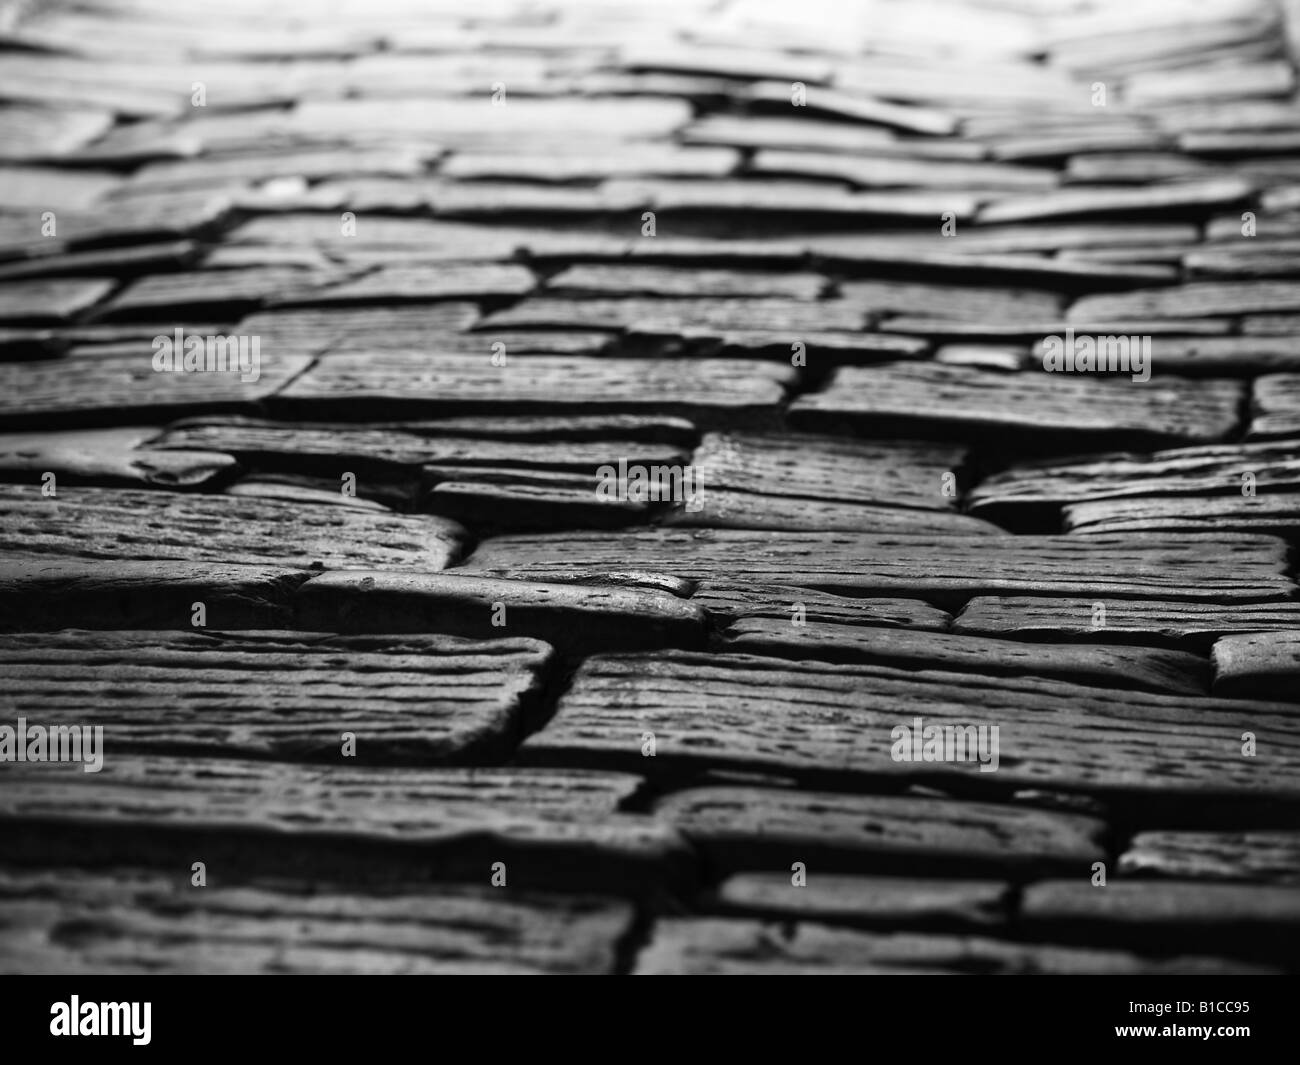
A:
[0, 0, 1298, 973]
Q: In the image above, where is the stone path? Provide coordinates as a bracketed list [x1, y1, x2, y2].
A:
[1, 0, 1299, 973]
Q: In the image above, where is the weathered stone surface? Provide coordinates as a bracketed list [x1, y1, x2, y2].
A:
[1120, 831, 1300, 883]
[0, 484, 464, 569]
[0, 869, 634, 975]
[955, 596, 1300, 651]
[463, 529, 1293, 603]
[0, 559, 304, 630]
[653, 786, 1107, 876]
[0, 756, 691, 894]
[0, 629, 554, 763]
[1211, 631, 1300, 700]
[295, 571, 706, 653]
[632, 917, 1269, 974]
[522, 652, 1300, 812]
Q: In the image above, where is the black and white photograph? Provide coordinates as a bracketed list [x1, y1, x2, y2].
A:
[0, 0, 1296, 1024]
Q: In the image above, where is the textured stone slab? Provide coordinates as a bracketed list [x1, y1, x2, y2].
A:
[464, 529, 1293, 603]
[1212, 631, 1300, 700]
[544, 265, 825, 301]
[293, 97, 692, 143]
[690, 432, 966, 511]
[126, 147, 427, 190]
[1184, 246, 1300, 282]
[160, 414, 697, 449]
[0, 484, 464, 569]
[276, 354, 796, 425]
[714, 874, 1010, 929]
[666, 491, 1000, 534]
[0, 869, 634, 974]
[817, 224, 1202, 258]
[296, 571, 706, 653]
[0, 165, 122, 209]
[296, 262, 537, 304]
[789, 364, 1243, 447]
[236, 304, 481, 353]
[424, 472, 657, 530]
[0, 104, 114, 161]
[1248, 373, 1300, 439]
[969, 440, 1300, 517]
[0, 353, 313, 429]
[632, 916, 1266, 974]
[747, 81, 957, 136]
[439, 146, 738, 183]
[595, 177, 967, 219]
[97, 267, 356, 318]
[808, 248, 1178, 287]
[1019, 881, 1300, 960]
[934, 343, 1027, 370]
[1084, 335, 1300, 375]
[530, 650, 1300, 806]
[0, 56, 202, 117]
[0, 629, 553, 763]
[977, 179, 1253, 223]
[690, 582, 950, 631]
[1120, 831, 1300, 883]
[1070, 281, 1300, 321]
[0, 559, 305, 631]
[522, 652, 1300, 809]
[717, 616, 1208, 695]
[0, 198, 231, 255]
[839, 279, 1063, 322]
[0, 278, 115, 323]
[227, 214, 524, 260]
[750, 148, 1055, 190]
[425, 180, 647, 224]
[150, 417, 687, 479]
[682, 114, 906, 153]
[0, 427, 235, 489]
[1127, 59, 1294, 106]
[0, 756, 690, 894]
[882, 316, 1234, 340]
[692, 329, 929, 364]
[653, 787, 1105, 875]
[1065, 493, 1300, 536]
[955, 597, 1300, 652]
[224, 474, 407, 510]
[479, 297, 864, 334]
[619, 44, 835, 86]
[0, 240, 199, 283]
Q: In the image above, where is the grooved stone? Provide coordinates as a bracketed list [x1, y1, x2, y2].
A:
[0, 484, 464, 570]
[0, 869, 634, 975]
[713, 874, 1011, 929]
[1119, 831, 1300, 883]
[463, 529, 1293, 603]
[789, 363, 1243, 447]
[0, 559, 305, 630]
[0, 756, 691, 894]
[955, 597, 1300, 652]
[296, 571, 706, 653]
[690, 582, 950, 631]
[1019, 881, 1300, 960]
[1211, 631, 1300, 699]
[0, 427, 236, 489]
[652, 787, 1107, 875]
[0, 629, 554, 763]
[0, 353, 314, 429]
[717, 616, 1208, 695]
[632, 917, 1269, 974]
[522, 651, 1300, 810]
